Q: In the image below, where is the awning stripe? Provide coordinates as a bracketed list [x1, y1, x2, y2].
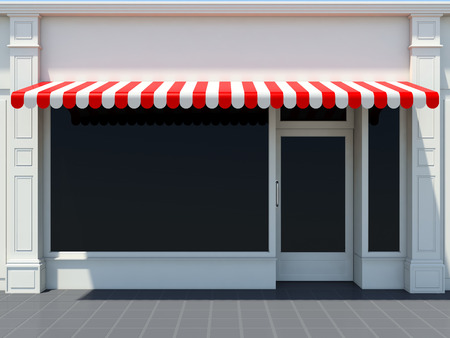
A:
[398, 81, 439, 109]
[265, 81, 284, 109]
[193, 81, 208, 109]
[354, 81, 388, 109]
[286, 81, 309, 109]
[10, 81, 439, 110]
[115, 81, 140, 109]
[331, 82, 361, 109]
[219, 81, 232, 109]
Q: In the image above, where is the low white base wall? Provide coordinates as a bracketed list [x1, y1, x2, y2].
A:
[46, 258, 277, 289]
[354, 255, 404, 289]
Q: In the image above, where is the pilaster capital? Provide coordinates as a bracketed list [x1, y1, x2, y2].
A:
[7, 14, 41, 49]
[409, 14, 442, 49]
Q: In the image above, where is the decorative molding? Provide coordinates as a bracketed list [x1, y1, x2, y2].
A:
[15, 149, 33, 167]
[6, 14, 45, 293]
[1, 2, 450, 16]
[405, 14, 444, 293]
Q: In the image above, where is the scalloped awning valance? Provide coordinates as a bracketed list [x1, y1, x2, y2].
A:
[11, 81, 439, 110]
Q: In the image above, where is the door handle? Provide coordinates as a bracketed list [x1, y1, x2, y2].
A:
[276, 181, 279, 207]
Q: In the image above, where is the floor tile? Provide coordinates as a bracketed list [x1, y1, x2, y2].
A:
[0, 318, 27, 328]
[363, 318, 398, 328]
[6, 328, 47, 338]
[292, 300, 322, 311]
[242, 328, 276, 338]
[339, 328, 376, 338]
[212, 301, 238, 310]
[411, 310, 448, 318]
[142, 328, 175, 338]
[148, 317, 179, 327]
[121, 310, 153, 318]
[392, 317, 431, 328]
[302, 318, 335, 328]
[175, 328, 208, 338]
[73, 328, 111, 338]
[382, 310, 417, 318]
[271, 317, 303, 328]
[115, 317, 148, 327]
[424, 318, 450, 328]
[0, 328, 13, 336]
[3, 310, 38, 318]
[183, 301, 211, 310]
[179, 318, 209, 327]
[210, 328, 241, 338]
[275, 328, 309, 338]
[83, 317, 118, 328]
[62, 310, 96, 318]
[152, 310, 182, 318]
[52, 318, 88, 328]
[332, 318, 367, 328]
[242, 318, 272, 328]
[266, 300, 294, 310]
[108, 328, 143, 338]
[240, 310, 269, 318]
[371, 328, 411, 338]
[211, 310, 239, 318]
[326, 310, 358, 319]
[297, 310, 328, 318]
[92, 310, 124, 318]
[320, 300, 351, 310]
[181, 310, 210, 318]
[404, 328, 447, 338]
[355, 310, 388, 318]
[40, 328, 79, 338]
[16, 317, 56, 328]
[211, 317, 239, 328]
[308, 328, 342, 338]
[269, 310, 299, 318]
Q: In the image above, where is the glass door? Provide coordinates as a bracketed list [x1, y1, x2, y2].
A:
[276, 129, 353, 281]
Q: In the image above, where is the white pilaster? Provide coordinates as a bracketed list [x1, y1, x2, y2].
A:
[6, 14, 45, 293]
[405, 14, 445, 293]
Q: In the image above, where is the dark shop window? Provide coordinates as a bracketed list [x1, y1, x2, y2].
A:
[51, 106, 268, 252]
[368, 107, 400, 252]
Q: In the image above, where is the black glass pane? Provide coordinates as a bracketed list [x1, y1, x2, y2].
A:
[280, 106, 346, 121]
[369, 107, 400, 252]
[51, 107, 268, 251]
[281, 137, 345, 252]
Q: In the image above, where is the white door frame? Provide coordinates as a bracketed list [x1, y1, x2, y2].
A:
[276, 127, 353, 281]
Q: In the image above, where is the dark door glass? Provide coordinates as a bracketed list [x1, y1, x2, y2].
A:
[281, 137, 345, 252]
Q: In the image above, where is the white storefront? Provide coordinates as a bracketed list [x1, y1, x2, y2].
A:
[1, 1, 450, 293]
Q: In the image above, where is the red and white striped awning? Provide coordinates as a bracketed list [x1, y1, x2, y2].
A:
[11, 81, 439, 110]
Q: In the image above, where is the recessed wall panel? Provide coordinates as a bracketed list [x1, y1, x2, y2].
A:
[15, 176, 33, 252]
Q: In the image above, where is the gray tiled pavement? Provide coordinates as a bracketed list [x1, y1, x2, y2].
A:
[0, 282, 450, 338]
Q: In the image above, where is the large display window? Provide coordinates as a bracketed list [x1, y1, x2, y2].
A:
[51, 107, 269, 252]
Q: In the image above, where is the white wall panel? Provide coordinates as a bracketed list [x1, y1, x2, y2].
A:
[440, 17, 450, 89]
[41, 16, 409, 82]
[0, 17, 9, 90]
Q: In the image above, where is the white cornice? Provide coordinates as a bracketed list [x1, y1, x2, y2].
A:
[1, 2, 450, 16]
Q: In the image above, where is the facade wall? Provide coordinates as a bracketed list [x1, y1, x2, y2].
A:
[0, 10, 446, 292]
[0, 15, 9, 291]
[441, 16, 450, 290]
[40, 16, 409, 82]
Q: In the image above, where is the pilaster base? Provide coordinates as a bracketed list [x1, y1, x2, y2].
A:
[6, 262, 46, 293]
[404, 261, 445, 293]
[354, 255, 404, 289]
